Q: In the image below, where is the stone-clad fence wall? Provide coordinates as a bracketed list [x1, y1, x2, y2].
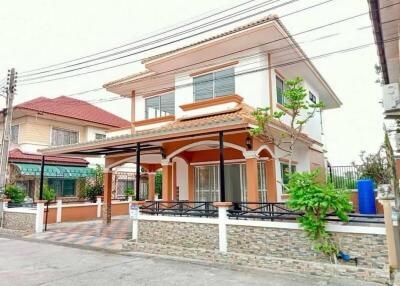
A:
[127, 215, 389, 283]
[2, 201, 44, 233]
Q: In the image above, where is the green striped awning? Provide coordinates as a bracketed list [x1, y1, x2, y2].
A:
[13, 163, 95, 178]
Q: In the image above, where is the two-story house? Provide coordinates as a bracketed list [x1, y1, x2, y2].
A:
[41, 15, 341, 222]
[1, 96, 130, 199]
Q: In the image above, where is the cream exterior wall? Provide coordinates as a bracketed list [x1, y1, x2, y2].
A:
[2, 115, 108, 167]
[173, 157, 188, 200]
[274, 141, 311, 201]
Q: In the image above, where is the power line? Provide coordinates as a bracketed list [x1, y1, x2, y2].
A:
[19, 0, 259, 74]
[18, 0, 340, 84]
[19, 35, 400, 111]
[19, 2, 400, 87]
[19, 0, 283, 77]
[20, 0, 319, 80]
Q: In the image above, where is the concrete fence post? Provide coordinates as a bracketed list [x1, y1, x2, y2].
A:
[213, 202, 232, 253]
[128, 195, 133, 213]
[3, 198, 10, 209]
[131, 201, 144, 241]
[96, 196, 102, 218]
[56, 199, 62, 223]
[35, 200, 45, 233]
[379, 196, 400, 269]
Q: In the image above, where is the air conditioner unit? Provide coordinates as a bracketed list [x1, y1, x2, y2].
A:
[383, 83, 400, 112]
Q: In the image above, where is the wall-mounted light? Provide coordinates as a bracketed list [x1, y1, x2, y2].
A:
[245, 136, 252, 150]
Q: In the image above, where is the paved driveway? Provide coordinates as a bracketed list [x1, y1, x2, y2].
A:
[0, 237, 382, 286]
[26, 218, 130, 250]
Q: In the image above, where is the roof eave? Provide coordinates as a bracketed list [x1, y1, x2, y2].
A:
[368, 0, 390, 85]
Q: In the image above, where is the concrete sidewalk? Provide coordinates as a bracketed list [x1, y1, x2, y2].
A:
[0, 237, 383, 286]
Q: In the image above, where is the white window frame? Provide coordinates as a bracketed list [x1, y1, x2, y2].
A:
[11, 124, 19, 144]
[50, 127, 80, 146]
[276, 74, 286, 105]
[144, 92, 175, 119]
[95, 133, 106, 140]
[193, 67, 235, 102]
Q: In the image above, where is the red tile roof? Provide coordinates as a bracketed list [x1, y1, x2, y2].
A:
[9, 148, 89, 166]
[15, 96, 130, 128]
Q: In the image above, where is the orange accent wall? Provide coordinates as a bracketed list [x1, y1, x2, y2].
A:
[350, 192, 383, 214]
[266, 159, 278, 202]
[44, 207, 57, 224]
[61, 205, 98, 222]
[188, 165, 194, 201]
[162, 164, 172, 201]
[179, 94, 243, 111]
[148, 173, 156, 200]
[111, 203, 129, 216]
[246, 158, 259, 202]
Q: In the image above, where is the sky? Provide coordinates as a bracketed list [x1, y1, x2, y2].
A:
[0, 0, 386, 165]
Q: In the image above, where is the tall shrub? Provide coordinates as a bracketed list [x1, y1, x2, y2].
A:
[5, 185, 25, 204]
[287, 170, 352, 261]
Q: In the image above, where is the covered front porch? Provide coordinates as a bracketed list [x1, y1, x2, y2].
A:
[102, 130, 278, 223]
[40, 105, 283, 223]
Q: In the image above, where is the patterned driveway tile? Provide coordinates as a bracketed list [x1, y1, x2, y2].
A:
[25, 218, 130, 251]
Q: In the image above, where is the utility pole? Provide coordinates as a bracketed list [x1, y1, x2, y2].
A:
[0, 68, 17, 227]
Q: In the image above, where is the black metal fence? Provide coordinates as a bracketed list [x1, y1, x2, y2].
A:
[141, 201, 218, 218]
[327, 165, 362, 189]
[140, 201, 384, 224]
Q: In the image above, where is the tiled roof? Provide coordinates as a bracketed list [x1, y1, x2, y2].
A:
[9, 148, 89, 166]
[15, 96, 131, 128]
[40, 105, 255, 154]
[142, 15, 278, 63]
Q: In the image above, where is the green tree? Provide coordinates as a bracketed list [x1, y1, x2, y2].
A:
[353, 148, 392, 186]
[5, 185, 25, 204]
[43, 184, 56, 202]
[287, 170, 353, 261]
[83, 164, 104, 202]
[250, 77, 323, 173]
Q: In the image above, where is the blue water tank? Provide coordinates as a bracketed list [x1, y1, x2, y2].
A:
[357, 179, 376, 214]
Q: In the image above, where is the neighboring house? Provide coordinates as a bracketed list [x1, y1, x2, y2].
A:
[0, 96, 130, 199]
[368, 0, 400, 118]
[368, 1, 400, 175]
[42, 15, 341, 214]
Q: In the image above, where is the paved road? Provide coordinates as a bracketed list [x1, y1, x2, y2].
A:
[0, 237, 382, 286]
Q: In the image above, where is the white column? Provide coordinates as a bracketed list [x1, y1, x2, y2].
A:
[56, 199, 62, 223]
[35, 201, 45, 233]
[96, 196, 102, 218]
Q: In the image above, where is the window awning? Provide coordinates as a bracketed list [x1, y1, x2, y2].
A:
[13, 163, 95, 178]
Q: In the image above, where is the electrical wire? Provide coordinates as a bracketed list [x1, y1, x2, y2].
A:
[19, 4, 400, 87]
[19, 0, 311, 80]
[19, 0, 283, 76]
[17, 34, 400, 112]
[19, 0, 260, 74]
[18, 0, 343, 84]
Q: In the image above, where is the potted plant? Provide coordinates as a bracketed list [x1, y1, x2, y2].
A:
[124, 187, 134, 201]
